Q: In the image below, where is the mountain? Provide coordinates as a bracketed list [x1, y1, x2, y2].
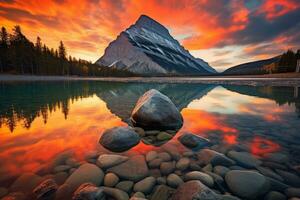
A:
[96, 15, 216, 76]
[223, 56, 280, 75]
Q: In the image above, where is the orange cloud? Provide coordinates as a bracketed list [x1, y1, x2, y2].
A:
[259, 0, 300, 20]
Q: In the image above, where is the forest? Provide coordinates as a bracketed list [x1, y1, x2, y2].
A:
[0, 25, 135, 77]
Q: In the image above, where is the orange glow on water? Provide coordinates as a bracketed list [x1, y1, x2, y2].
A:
[251, 136, 281, 156]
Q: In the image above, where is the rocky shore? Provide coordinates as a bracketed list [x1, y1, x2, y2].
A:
[1, 89, 300, 200]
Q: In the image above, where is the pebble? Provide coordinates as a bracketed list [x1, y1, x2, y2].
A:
[101, 187, 129, 200]
[53, 172, 69, 185]
[148, 158, 163, 168]
[176, 157, 190, 171]
[73, 183, 105, 200]
[146, 151, 158, 162]
[178, 133, 211, 149]
[96, 154, 129, 169]
[184, 171, 214, 187]
[53, 165, 71, 173]
[151, 185, 174, 200]
[132, 192, 145, 198]
[264, 153, 289, 164]
[275, 170, 300, 187]
[256, 166, 284, 182]
[116, 181, 134, 193]
[157, 177, 167, 185]
[134, 127, 145, 137]
[55, 183, 72, 200]
[133, 176, 156, 194]
[104, 173, 119, 187]
[145, 130, 160, 136]
[158, 152, 172, 162]
[267, 177, 289, 192]
[149, 169, 162, 178]
[160, 162, 176, 175]
[264, 191, 287, 200]
[214, 166, 230, 177]
[33, 178, 58, 199]
[157, 132, 173, 141]
[227, 151, 262, 168]
[167, 173, 184, 188]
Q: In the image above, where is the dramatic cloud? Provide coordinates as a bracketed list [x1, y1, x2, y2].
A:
[0, 0, 299, 71]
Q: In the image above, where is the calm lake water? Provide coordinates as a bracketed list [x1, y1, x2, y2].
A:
[0, 81, 300, 192]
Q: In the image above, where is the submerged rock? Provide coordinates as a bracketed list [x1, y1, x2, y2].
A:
[197, 149, 235, 167]
[151, 185, 174, 200]
[96, 154, 128, 169]
[130, 89, 183, 130]
[99, 127, 140, 152]
[33, 179, 58, 199]
[178, 133, 211, 149]
[227, 151, 262, 168]
[73, 183, 105, 200]
[184, 171, 214, 187]
[10, 173, 43, 193]
[133, 176, 156, 194]
[101, 187, 129, 200]
[104, 173, 119, 187]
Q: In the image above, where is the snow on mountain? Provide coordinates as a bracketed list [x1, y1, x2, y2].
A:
[96, 15, 217, 75]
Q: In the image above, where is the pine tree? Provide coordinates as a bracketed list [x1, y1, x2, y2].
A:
[0, 27, 9, 72]
[58, 41, 67, 75]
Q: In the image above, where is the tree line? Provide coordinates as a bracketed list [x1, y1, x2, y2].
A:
[0, 25, 135, 76]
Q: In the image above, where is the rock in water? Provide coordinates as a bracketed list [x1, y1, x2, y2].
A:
[178, 133, 211, 149]
[225, 170, 270, 199]
[227, 151, 262, 168]
[171, 180, 221, 200]
[33, 179, 58, 199]
[96, 154, 129, 169]
[131, 89, 183, 130]
[99, 127, 140, 152]
[73, 183, 105, 200]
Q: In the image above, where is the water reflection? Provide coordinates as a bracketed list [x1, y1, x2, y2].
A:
[0, 81, 299, 178]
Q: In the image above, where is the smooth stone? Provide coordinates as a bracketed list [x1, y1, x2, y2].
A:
[264, 191, 287, 200]
[132, 192, 145, 198]
[145, 130, 160, 136]
[55, 183, 72, 200]
[214, 166, 230, 177]
[256, 166, 284, 182]
[162, 145, 181, 161]
[2, 192, 26, 200]
[167, 174, 184, 188]
[96, 154, 129, 169]
[107, 155, 149, 182]
[158, 152, 172, 162]
[101, 187, 129, 200]
[157, 132, 173, 141]
[99, 127, 140, 152]
[267, 177, 289, 192]
[130, 89, 183, 130]
[65, 163, 104, 192]
[197, 149, 235, 167]
[133, 176, 156, 194]
[203, 164, 213, 172]
[65, 158, 80, 167]
[171, 180, 221, 200]
[229, 166, 245, 170]
[33, 178, 58, 199]
[157, 177, 167, 185]
[227, 151, 262, 168]
[151, 185, 174, 200]
[221, 194, 241, 200]
[134, 127, 145, 137]
[149, 158, 163, 168]
[116, 181, 134, 193]
[285, 188, 300, 198]
[0, 187, 8, 198]
[190, 163, 201, 171]
[73, 183, 105, 200]
[176, 158, 190, 171]
[264, 153, 289, 164]
[263, 162, 287, 170]
[149, 169, 162, 178]
[184, 171, 214, 187]
[130, 197, 147, 200]
[160, 162, 176, 175]
[183, 151, 195, 157]
[276, 170, 300, 187]
[10, 173, 43, 193]
[178, 133, 211, 149]
[53, 165, 71, 173]
[225, 170, 270, 199]
[146, 151, 158, 162]
[104, 173, 119, 187]
[53, 172, 69, 185]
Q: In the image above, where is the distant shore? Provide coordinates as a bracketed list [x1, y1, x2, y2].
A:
[1, 73, 300, 86]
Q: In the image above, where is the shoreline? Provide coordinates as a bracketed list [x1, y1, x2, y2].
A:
[1, 74, 300, 86]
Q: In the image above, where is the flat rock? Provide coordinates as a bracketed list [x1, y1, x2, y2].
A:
[53, 172, 69, 185]
[184, 171, 214, 187]
[101, 187, 129, 200]
[53, 165, 71, 173]
[96, 154, 129, 169]
[116, 181, 134, 193]
[171, 180, 221, 200]
[133, 176, 156, 194]
[104, 173, 119, 187]
[73, 183, 105, 200]
[99, 127, 140, 152]
[227, 151, 262, 168]
[65, 163, 104, 192]
[107, 155, 149, 182]
[178, 133, 211, 149]
[225, 170, 270, 199]
[167, 174, 184, 188]
[130, 89, 183, 130]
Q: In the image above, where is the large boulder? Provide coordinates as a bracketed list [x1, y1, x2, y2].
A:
[99, 127, 140, 152]
[131, 89, 183, 130]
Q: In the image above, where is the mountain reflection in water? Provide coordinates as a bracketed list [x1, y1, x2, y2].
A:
[0, 81, 299, 177]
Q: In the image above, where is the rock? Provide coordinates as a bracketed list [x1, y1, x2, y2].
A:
[53, 172, 69, 185]
[167, 174, 184, 188]
[146, 151, 158, 162]
[0, 187, 8, 198]
[130, 89, 183, 130]
[151, 185, 174, 200]
[99, 127, 140, 152]
[225, 170, 270, 199]
[160, 162, 176, 175]
[73, 183, 105, 200]
[256, 166, 283, 182]
[53, 165, 72, 173]
[158, 152, 172, 162]
[190, 163, 201, 171]
[157, 132, 173, 141]
[197, 149, 235, 167]
[66, 158, 80, 168]
[148, 158, 163, 168]
[134, 127, 145, 137]
[157, 177, 167, 185]
[214, 166, 230, 177]
[116, 181, 134, 193]
[104, 173, 119, 187]
[202, 164, 213, 172]
[275, 170, 300, 187]
[145, 130, 160, 136]
[264, 153, 289, 164]
[107, 155, 149, 182]
[178, 133, 211, 149]
[227, 151, 262, 168]
[267, 177, 289, 192]
[264, 191, 287, 200]
[285, 188, 300, 198]
[55, 183, 72, 200]
[184, 171, 214, 187]
[65, 163, 104, 192]
[10, 173, 43, 193]
[132, 192, 145, 198]
[33, 179, 58, 199]
[2, 192, 26, 200]
[171, 180, 221, 200]
[149, 169, 162, 178]
[133, 176, 156, 194]
[101, 187, 129, 200]
[221, 194, 241, 200]
[176, 158, 190, 171]
[96, 154, 128, 169]
[183, 151, 195, 157]
[130, 197, 147, 200]
[263, 162, 287, 170]
[162, 145, 181, 161]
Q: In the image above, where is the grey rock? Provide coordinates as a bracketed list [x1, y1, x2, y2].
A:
[157, 177, 167, 185]
[101, 187, 129, 200]
[158, 152, 172, 162]
[221, 194, 241, 200]
[184, 171, 214, 187]
[131, 89, 183, 130]
[178, 133, 211, 149]
[285, 187, 300, 198]
[104, 173, 119, 187]
[275, 170, 300, 187]
[133, 176, 156, 194]
[148, 158, 163, 168]
[55, 183, 72, 200]
[227, 151, 262, 168]
[167, 174, 184, 188]
[96, 154, 128, 169]
[132, 192, 145, 198]
[72, 183, 105, 200]
[197, 149, 235, 167]
[176, 158, 190, 171]
[267, 177, 289, 192]
[33, 179, 58, 199]
[99, 127, 140, 152]
[149, 169, 162, 178]
[214, 166, 230, 177]
[134, 127, 145, 137]
[151, 185, 174, 200]
[116, 181, 134, 193]
[264, 191, 287, 200]
[160, 162, 176, 175]
[256, 166, 283, 182]
[264, 153, 289, 164]
[157, 132, 173, 141]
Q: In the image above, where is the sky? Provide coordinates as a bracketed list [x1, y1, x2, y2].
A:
[0, 0, 300, 72]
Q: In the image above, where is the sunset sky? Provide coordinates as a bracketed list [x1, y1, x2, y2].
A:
[0, 0, 299, 71]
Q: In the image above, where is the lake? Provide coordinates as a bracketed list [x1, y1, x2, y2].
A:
[0, 81, 300, 199]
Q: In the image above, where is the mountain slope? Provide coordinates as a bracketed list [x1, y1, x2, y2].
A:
[96, 15, 216, 75]
[223, 56, 280, 75]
